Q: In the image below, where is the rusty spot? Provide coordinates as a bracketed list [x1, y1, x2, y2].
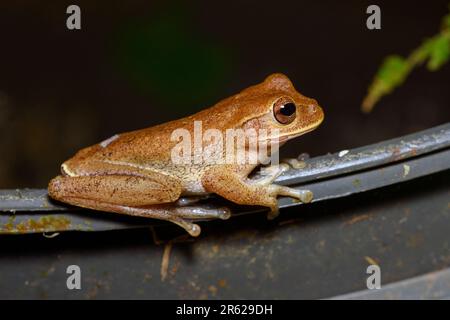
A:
[218, 279, 227, 288]
[407, 233, 424, 248]
[170, 259, 180, 277]
[410, 148, 418, 157]
[391, 146, 402, 160]
[2, 215, 16, 231]
[2, 216, 71, 233]
[211, 244, 220, 254]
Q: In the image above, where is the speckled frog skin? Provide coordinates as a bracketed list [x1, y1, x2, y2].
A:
[48, 73, 324, 236]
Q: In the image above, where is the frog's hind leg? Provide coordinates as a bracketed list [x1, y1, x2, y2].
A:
[48, 175, 229, 236]
[139, 205, 231, 235]
[56, 197, 204, 236]
[173, 205, 231, 220]
[49, 174, 182, 207]
[50, 196, 229, 237]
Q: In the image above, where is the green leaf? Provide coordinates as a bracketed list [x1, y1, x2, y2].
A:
[376, 55, 409, 91]
[427, 35, 450, 71]
[362, 4, 450, 112]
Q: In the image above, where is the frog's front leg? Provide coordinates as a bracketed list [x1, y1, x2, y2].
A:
[254, 163, 313, 206]
[202, 166, 313, 220]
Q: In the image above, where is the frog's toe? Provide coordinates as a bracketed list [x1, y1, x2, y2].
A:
[174, 206, 231, 220]
[278, 186, 314, 203]
[266, 205, 280, 220]
[218, 207, 232, 220]
[187, 223, 201, 237]
[299, 190, 313, 203]
[162, 216, 202, 237]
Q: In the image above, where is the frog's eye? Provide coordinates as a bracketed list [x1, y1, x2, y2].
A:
[273, 97, 297, 124]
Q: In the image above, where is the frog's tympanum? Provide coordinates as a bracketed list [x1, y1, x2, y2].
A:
[48, 73, 324, 236]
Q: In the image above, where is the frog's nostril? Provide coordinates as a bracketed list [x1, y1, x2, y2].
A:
[307, 104, 317, 114]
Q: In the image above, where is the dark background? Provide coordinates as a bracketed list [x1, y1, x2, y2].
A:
[0, 0, 449, 188]
[0, 0, 449, 299]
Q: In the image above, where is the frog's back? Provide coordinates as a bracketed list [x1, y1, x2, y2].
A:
[64, 72, 300, 171]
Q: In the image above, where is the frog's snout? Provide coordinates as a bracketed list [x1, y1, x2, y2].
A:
[305, 99, 324, 125]
[305, 99, 320, 114]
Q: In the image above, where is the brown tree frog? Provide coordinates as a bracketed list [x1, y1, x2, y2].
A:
[48, 73, 324, 236]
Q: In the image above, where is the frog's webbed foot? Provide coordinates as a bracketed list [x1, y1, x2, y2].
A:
[49, 175, 230, 237]
[47, 194, 229, 237]
[252, 163, 313, 219]
[167, 216, 202, 237]
[203, 167, 314, 222]
[150, 204, 231, 237]
[266, 185, 313, 220]
[276, 186, 313, 203]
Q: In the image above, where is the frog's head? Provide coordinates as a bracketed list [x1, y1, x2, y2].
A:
[237, 73, 324, 143]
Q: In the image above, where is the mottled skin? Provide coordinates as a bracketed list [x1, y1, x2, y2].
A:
[48, 73, 324, 236]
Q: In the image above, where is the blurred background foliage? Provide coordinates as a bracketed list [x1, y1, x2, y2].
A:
[363, 4, 450, 112]
[0, 0, 449, 188]
[112, 2, 233, 107]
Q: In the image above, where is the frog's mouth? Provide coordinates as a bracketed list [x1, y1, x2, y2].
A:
[260, 123, 322, 144]
[283, 115, 325, 141]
